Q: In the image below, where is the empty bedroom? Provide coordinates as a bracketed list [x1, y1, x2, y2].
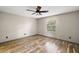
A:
[0, 6, 79, 53]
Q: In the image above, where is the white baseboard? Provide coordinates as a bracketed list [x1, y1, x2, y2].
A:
[37, 34, 79, 44]
[0, 33, 37, 43]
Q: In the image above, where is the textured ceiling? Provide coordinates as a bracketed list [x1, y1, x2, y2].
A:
[0, 6, 79, 18]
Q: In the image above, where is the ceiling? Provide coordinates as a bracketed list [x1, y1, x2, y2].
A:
[0, 6, 79, 19]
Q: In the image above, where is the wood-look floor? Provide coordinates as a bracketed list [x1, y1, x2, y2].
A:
[0, 35, 79, 53]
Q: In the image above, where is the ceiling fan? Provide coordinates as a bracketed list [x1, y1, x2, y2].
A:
[27, 6, 48, 15]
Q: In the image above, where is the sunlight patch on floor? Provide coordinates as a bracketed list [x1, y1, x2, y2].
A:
[44, 42, 60, 53]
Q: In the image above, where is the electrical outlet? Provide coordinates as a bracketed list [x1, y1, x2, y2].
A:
[69, 36, 71, 39]
[6, 36, 8, 39]
[24, 33, 26, 35]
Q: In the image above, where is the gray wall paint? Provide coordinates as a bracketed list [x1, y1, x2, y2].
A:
[0, 12, 37, 43]
[37, 11, 79, 43]
[0, 11, 79, 44]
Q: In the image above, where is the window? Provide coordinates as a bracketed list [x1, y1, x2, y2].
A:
[47, 20, 56, 32]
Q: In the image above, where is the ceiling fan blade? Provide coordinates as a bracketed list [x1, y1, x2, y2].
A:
[32, 12, 36, 15]
[40, 10, 48, 13]
[27, 9, 35, 12]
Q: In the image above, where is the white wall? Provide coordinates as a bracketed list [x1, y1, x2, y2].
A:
[0, 12, 37, 43]
[38, 11, 79, 43]
[0, 11, 79, 44]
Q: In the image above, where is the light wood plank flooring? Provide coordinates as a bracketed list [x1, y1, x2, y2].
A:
[0, 35, 79, 53]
